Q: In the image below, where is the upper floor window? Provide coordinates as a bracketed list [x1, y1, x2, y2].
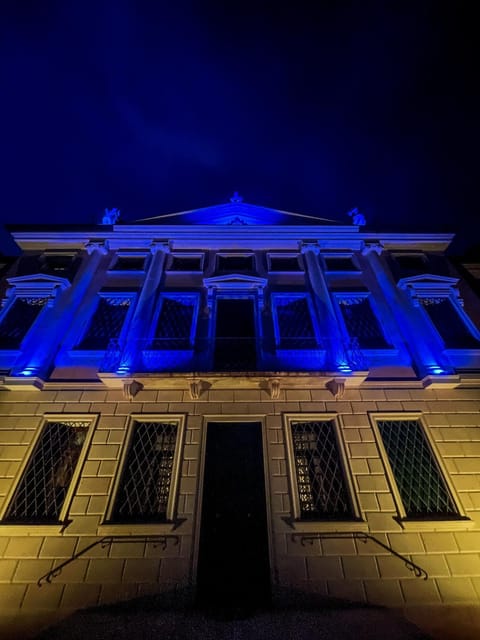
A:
[267, 254, 303, 272]
[335, 294, 391, 349]
[284, 416, 358, 521]
[271, 294, 319, 349]
[110, 255, 146, 271]
[216, 254, 255, 273]
[398, 275, 480, 350]
[372, 416, 463, 520]
[40, 252, 80, 280]
[151, 293, 199, 349]
[420, 297, 480, 349]
[394, 253, 428, 274]
[324, 256, 360, 272]
[0, 297, 47, 349]
[76, 294, 134, 350]
[2, 416, 95, 524]
[108, 416, 185, 523]
[167, 254, 204, 272]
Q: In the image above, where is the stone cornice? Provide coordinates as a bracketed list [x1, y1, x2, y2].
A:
[10, 227, 454, 252]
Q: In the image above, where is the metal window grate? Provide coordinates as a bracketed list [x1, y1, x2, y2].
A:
[291, 421, 353, 519]
[276, 297, 317, 348]
[77, 297, 130, 350]
[5, 421, 88, 523]
[339, 297, 389, 348]
[421, 298, 480, 348]
[378, 419, 458, 518]
[0, 298, 47, 349]
[154, 298, 194, 348]
[112, 422, 177, 522]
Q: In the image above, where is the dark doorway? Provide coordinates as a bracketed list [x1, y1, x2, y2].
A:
[214, 298, 256, 370]
[196, 422, 271, 612]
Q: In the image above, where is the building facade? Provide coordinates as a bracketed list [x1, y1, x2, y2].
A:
[0, 199, 480, 638]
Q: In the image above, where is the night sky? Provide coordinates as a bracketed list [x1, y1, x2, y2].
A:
[0, 1, 478, 255]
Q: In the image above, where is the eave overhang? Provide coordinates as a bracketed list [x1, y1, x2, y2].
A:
[10, 226, 455, 253]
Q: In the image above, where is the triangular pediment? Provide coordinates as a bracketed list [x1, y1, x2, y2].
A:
[131, 200, 343, 227]
[397, 274, 460, 297]
[7, 273, 71, 293]
[203, 274, 268, 290]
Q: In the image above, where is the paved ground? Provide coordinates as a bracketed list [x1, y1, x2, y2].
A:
[34, 599, 433, 640]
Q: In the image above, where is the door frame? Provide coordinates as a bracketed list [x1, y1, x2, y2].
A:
[192, 415, 273, 594]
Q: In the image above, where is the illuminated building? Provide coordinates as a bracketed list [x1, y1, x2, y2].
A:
[0, 196, 480, 639]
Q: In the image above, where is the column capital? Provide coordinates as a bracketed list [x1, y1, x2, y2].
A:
[150, 239, 171, 255]
[85, 239, 109, 255]
[299, 241, 321, 256]
[361, 241, 383, 257]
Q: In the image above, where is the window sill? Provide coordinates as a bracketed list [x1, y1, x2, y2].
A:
[98, 522, 181, 536]
[282, 517, 368, 533]
[0, 523, 67, 536]
[395, 517, 474, 531]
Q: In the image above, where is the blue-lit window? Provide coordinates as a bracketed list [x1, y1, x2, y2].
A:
[267, 254, 303, 272]
[271, 294, 319, 349]
[375, 417, 462, 520]
[336, 295, 390, 349]
[324, 256, 359, 272]
[151, 294, 199, 349]
[0, 297, 47, 349]
[420, 297, 480, 349]
[76, 295, 133, 350]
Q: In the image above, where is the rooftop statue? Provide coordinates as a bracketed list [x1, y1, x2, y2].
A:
[347, 207, 366, 226]
[101, 208, 121, 225]
[230, 191, 243, 203]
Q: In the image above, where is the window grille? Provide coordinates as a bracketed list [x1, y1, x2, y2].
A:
[112, 421, 178, 522]
[338, 297, 389, 348]
[4, 421, 89, 523]
[77, 297, 131, 350]
[421, 298, 480, 349]
[274, 296, 317, 348]
[378, 419, 459, 518]
[0, 297, 47, 349]
[291, 420, 353, 519]
[154, 297, 195, 348]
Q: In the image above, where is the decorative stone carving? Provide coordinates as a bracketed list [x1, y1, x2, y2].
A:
[123, 380, 143, 401]
[267, 378, 281, 400]
[86, 239, 109, 255]
[325, 378, 345, 400]
[361, 241, 383, 257]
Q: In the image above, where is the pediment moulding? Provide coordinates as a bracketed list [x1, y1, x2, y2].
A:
[3, 273, 71, 306]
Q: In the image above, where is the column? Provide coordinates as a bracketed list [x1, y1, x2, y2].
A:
[117, 240, 170, 373]
[12, 240, 110, 377]
[362, 243, 453, 377]
[300, 242, 352, 371]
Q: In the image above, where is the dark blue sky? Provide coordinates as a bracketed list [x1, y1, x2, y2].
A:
[0, 1, 478, 254]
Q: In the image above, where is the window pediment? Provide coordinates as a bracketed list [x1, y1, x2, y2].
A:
[203, 274, 267, 290]
[7, 273, 71, 297]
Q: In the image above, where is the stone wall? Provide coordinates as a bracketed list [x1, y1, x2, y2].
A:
[0, 384, 479, 639]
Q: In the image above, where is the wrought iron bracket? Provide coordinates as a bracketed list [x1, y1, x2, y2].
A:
[37, 534, 180, 587]
[291, 531, 428, 580]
